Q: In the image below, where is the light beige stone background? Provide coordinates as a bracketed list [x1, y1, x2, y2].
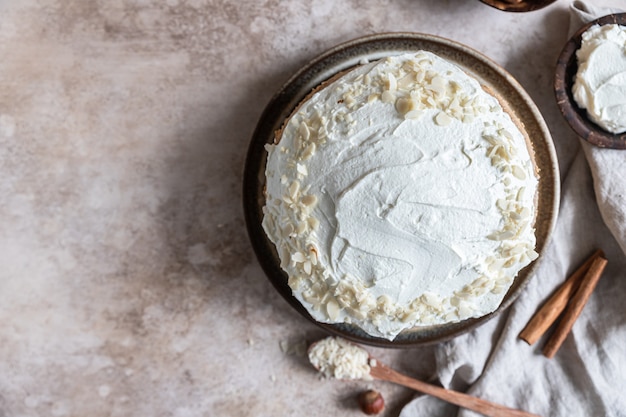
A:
[0, 1, 621, 416]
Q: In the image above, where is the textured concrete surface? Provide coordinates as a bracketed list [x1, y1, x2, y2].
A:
[0, 1, 620, 416]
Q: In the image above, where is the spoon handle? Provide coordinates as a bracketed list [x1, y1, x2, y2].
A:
[370, 362, 541, 417]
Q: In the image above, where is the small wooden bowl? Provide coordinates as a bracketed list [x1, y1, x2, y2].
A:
[554, 13, 626, 150]
[478, 0, 557, 13]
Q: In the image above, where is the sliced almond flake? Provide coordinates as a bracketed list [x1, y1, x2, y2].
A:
[401, 311, 418, 323]
[395, 97, 413, 115]
[302, 291, 320, 306]
[462, 114, 475, 123]
[443, 311, 457, 322]
[491, 285, 505, 295]
[387, 73, 398, 92]
[300, 142, 316, 161]
[296, 222, 306, 235]
[405, 109, 422, 120]
[511, 165, 527, 180]
[503, 257, 517, 268]
[527, 249, 539, 261]
[483, 134, 499, 146]
[516, 220, 530, 235]
[473, 276, 490, 287]
[303, 260, 312, 275]
[496, 276, 512, 287]
[421, 292, 441, 308]
[490, 156, 502, 167]
[287, 275, 301, 289]
[298, 121, 311, 141]
[450, 296, 461, 307]
[415, 70, 426, 84]
[296, 163, 308, 176]
[309, 247, 318, 265]
[288, 181, 300, 199]
[282, 223, 295, 237]
[301, 194, 318, 207]
[397, 74, 414, 90]
[448, 96, 461, 113]
[291, 252, 306, 263]
[488, 230, 514, 241]
[349, 306, 368, 320]
[326, 299, 340, 320]
[457, 302, 473, 318]
[429, 75, 446, 96]
[519, 206, 531, 219]
[311, 282, 324, 295]
[435, 111, 453, 126]
[335, 292, 350, 309]
[489, 144, 501, 158]
[476, 285, 490, 296]
[307, 216, 320, 231]
[367, 93, 379, 103]
[319, 292, 333, 308]
[421, 314, 435, 325]
[496, 145, 510, 161]
[381, 90, 395, 103]
[402, 61, 415, 72]
[502, 129, 514, 141]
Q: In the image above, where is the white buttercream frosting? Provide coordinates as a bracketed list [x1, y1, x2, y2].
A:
[572, 24, 626, 134]
[262, 51, 538, 340]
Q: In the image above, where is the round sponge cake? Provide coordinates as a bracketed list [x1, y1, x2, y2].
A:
[262, 51, 538, 340]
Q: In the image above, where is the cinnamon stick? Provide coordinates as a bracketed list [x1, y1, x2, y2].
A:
[519, 249, 604, 345]
[542, 256, 608, 358]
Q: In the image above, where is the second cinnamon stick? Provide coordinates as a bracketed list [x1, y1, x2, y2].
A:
[542, 256, 608, 358]
[519, 249, 603, 345]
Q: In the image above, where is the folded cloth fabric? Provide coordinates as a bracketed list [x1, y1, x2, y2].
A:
[400, 2, 626, 416]
[569, 0, 626, 257]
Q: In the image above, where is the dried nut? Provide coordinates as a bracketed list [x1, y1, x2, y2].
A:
[357, 390, 385, 415]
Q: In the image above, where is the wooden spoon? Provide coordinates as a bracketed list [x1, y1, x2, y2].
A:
[308, 338, 540, 417]
[369, 357, 540, 417]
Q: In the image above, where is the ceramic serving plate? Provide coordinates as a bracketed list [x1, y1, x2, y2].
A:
[243, 33, 560, 347]
[555, 13, 626, 150]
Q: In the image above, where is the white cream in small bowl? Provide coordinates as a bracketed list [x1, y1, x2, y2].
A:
[572, 23, 626, 134]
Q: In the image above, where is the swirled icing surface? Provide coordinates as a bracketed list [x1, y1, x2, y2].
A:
[573, 24, 626, 134]
[262, 51, 538, 340]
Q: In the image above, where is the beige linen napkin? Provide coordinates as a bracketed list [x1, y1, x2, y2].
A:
[400, 2, 626, 416]
[570, 0, 626, 256]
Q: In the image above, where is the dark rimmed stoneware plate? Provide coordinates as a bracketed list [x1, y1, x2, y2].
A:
[243, 33, 560, 348]
[478, 0, 557, 12]
[555, 13, 626, 150]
